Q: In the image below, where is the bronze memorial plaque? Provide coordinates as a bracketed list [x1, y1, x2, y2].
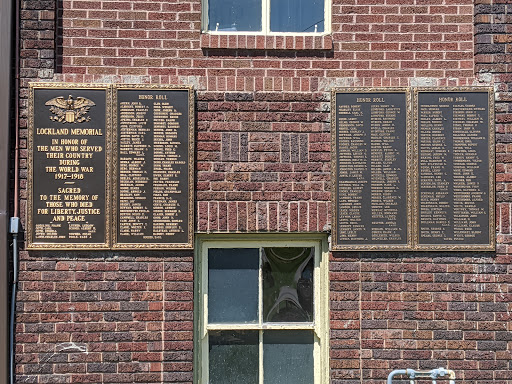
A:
[113, 85, 194, 249]
[332, 88, 412, 250]
[27, 83, 111, 249]
[414, 88, 495, 250]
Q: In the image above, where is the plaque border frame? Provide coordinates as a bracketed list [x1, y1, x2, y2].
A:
[27, 82, 112, 250]
[331, 87, 413, 251]
[112, 84, 195, 250]
[413, 86, 496, 251]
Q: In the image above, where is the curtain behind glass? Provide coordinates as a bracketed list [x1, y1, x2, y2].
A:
[208, 0, 262, 31]
[270, 0, 324, 32]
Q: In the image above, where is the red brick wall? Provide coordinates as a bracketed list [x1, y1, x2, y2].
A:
[331, 253, 512, 383]
[57, 0, 476, 88]
[16, 256, 194, 383]
[196, 91, 331, 232]
[477, 1, 512, 253]
[14, 0, 512, 383]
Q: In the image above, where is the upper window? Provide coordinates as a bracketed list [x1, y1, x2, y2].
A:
[203, 0, 328, 34]
[195, 236, 329, 384]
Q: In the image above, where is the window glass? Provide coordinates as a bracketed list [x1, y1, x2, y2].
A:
[209, 330, 259, 383]
[200, 240, 327, 384]
[270, 0, 324, 32]
[263, 330, 314, 383]
[208, 0, 262, 32]
[263, 247, 314, 322]
[208, 248, 259, 323]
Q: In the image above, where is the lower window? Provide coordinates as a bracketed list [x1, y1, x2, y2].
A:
[196, 236, 328, 384]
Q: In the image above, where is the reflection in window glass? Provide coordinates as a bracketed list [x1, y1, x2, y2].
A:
[270, 0, 324, 32]
[208, 0, 262, 32]
[263, 248, 314, 322]
[263, 330, 314, 384]
[209, 330, 259, 384]
[201, 242, 325, 384]
[208, 248, 259, 323]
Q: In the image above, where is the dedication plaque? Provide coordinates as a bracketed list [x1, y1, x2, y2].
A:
[113, 85, 194, 249]
[415, 88, 495, 250]
[332, 89, 412, 250]
[27, 83, 111, 249]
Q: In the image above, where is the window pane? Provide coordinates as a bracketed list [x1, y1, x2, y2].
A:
[270, 0, 324, 32]
[263, 330, 314, 384]
[208, 248, 259, 323]
[263, 247, 314, 322]
[209, 330, 259, 384]
[208, 0, 262, 32]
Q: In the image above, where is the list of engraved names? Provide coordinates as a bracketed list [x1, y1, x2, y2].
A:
[418, 92, 490, 245]
[116, 90, 190, 245]
[336, 92, 408, 246]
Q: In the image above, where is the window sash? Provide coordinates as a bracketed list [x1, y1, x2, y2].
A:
[196, 236, 329, 384]
[206, 246, 317, 329]
[201, 0, 331, 35]
[207, 247, 315, 328]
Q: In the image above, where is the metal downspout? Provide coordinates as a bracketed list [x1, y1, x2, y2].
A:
[9, 219, 18, 384]
[0, 0, 13, 382]
[9, 0, 21, 380]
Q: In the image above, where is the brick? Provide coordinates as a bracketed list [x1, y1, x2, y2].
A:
[15, 0, 512, 382]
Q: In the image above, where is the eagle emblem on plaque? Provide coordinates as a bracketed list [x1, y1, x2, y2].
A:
[45, 95, 95, 123]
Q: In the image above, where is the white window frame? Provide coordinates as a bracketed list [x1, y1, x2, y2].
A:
[201, 0, 331, 35]
[194, 233, 329, 384]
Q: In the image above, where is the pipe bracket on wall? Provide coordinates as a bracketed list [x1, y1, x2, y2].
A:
[9, 218, 19, 235]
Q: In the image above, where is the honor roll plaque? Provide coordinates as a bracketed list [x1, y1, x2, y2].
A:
[332, 87, 494, 251]
[113, 85, 194, 249]
[414, 88, 495, 251]
[332, 88, 412, 250]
